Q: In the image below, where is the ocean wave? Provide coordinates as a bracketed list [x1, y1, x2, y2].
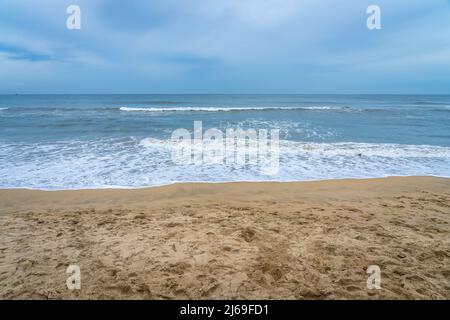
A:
[415, 101, 450, 106]
[1, 138, 449, 190]
[3, 107, 117, 112]
[139, 138, 450, 158]
[111, 100, 191, 105]
[0, 108, 8, 110]
[286, 142, 450, 158]
[119, 106, 350, 112]
[432, 106, 450, 112]
[0, 106, 351, 113]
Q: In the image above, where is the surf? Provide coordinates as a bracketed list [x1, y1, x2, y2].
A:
[119, 106, 348, 112]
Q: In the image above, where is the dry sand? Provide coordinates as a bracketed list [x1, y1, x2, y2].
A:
[0, 176, 449, 299]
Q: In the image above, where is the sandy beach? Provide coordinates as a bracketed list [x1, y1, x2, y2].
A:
[0, 176, 449, 299]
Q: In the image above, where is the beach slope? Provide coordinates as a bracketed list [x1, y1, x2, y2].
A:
[0, 176, 449, 299]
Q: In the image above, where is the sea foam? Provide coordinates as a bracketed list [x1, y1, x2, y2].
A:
[119, 106, 348, 112]
[1, 138, 449, 190]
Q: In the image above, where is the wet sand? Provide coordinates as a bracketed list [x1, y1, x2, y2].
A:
[0, 176, 449, 299]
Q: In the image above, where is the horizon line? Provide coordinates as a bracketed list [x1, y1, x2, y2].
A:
[1, 93, 450, 96]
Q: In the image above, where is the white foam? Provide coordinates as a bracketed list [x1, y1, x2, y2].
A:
[284, 142, 450, 158]
[119, 106, 347, 112]
[0, 138, 449, 190]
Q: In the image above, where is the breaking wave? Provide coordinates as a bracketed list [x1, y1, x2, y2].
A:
[119, 106, 351, 113]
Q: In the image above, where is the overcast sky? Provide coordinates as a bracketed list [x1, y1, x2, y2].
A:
[0, 0, 449, 94]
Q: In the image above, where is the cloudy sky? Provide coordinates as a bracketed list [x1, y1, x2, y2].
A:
[0, 0, 449, 94]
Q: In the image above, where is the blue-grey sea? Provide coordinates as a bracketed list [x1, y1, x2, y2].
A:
[0, 94, 449, 189]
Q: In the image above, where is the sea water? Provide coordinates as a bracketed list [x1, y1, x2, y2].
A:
[0, 94, 449, 189]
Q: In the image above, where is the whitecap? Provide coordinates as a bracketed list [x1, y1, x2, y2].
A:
[119, 106, 349, 113]
[0, 139, 449, 190]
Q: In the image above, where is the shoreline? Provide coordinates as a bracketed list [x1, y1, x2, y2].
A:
[0, 176, 449, 299]
[0, 174, 448, 192]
